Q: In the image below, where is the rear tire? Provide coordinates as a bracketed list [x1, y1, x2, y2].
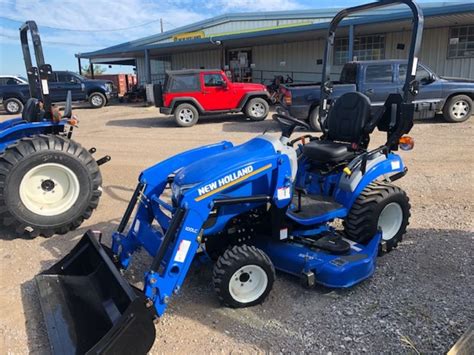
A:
[245, 98, 269, 121]
[4, 98, 24, 114]
[213, 245, 275, 308]
[89, 92, 106, 108]
[344, 181, 410, 253]
[442, 95, 472, 123]
[308, 106, 322, 131]
[174, 103, 199, 127]
[0, 135, 102, 237]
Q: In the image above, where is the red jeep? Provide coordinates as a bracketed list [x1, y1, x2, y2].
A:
[155, 69, 270, 127]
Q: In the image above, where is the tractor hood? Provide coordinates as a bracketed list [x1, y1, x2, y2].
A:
[173, 137, 275, 188]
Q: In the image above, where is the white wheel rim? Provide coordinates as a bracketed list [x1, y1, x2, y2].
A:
[7, 101, 20, 112]
[19, 163, 80, 216]
[250, 103, 265, 117]
[451, 100, 469, 119]
[178, 109, 194, 123]
[91, 95, 103, 106]
[378, 202, 403, 241]
[228, 264, 268, 304]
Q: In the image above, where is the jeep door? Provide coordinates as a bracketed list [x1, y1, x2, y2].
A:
[200, 73, 231, 110]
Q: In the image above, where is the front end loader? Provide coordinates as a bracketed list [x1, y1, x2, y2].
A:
[35, 1, 423, 353]
[0, 21, 109, 236]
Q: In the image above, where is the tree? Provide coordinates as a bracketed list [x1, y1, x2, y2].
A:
[80, 64, 106, 76]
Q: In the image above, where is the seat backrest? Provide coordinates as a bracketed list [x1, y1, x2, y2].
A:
[22, 98, 41, 122]
[326, 92, 371, 144]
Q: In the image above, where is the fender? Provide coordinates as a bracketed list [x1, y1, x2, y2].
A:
[237, 91, 270, 110]
[334, 153, 405, 209]
[0, 119, 66, 152]
[168, 97, 205, 113]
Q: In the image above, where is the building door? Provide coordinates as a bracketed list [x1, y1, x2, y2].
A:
[227, 49, 252, 82]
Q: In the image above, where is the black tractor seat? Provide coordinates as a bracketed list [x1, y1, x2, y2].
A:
[303, 141, 355, 163]
[303, 92, 379, 164]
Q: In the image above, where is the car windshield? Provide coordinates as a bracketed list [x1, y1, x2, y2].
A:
[18, 76, 28, 82]
[74, 74, 87, 81]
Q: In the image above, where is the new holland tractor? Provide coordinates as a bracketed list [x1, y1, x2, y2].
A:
[0, 21, 109, 236]
[35, 1, 423, 353]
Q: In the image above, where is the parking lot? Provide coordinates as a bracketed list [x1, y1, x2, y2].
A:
[0, 103, 472, 354]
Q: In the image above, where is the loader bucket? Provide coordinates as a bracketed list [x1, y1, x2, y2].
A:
[35, 231, 156, 355]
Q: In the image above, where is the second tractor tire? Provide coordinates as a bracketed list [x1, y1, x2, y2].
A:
[0, 135, 102, 237]
[344, 181, 410, 253]
[213, 245, 275, 308]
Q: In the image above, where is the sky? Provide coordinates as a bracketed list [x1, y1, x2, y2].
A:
[0, 0, 464, 76]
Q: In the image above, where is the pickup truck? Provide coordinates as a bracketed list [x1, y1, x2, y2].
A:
[0, 71, 117, 114]
[280, 60, 474, 130]
[155, 69, 270, 127]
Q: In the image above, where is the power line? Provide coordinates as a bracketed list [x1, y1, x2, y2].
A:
[0, 15, 162, 32]
[0, 33, 102, 47]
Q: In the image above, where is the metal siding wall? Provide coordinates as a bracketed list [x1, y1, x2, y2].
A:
[386, 27, 474, 78]
[136, 57, 146, 86]
[171, 49, 221, 69]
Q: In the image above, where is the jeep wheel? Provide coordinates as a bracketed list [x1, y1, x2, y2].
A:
[89, 92, 106, 109]
[245, 98, 269, 121]
[443, 95, 472, 123]
[174, 103, 199, 127]
[4, 98, 24, 114]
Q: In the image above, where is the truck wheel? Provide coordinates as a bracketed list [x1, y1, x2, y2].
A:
[213, 245, 275, 308]
[442, 95, 472, 123]
[4, 98, 24, 114]
[174, 103, 199, 127]
[89, 92, 106, 108]
[308, 106, 322, 131]
[0, 135, 102, 237]
[344, 181, 410, 253]
[245, 98, 269, 121]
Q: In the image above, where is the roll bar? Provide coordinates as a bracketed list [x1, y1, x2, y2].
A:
[20, 21, 53, 117]
[320, 0, 424, 112]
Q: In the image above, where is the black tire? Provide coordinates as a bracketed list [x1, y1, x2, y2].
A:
[308, 106, 322, 131]
[442, 95, 473, 123]
[213, 245, 275, 308]
[4, 98, 24, 114]
[344, 181, 410, 253]
[174, 103, 199, 127]
[0, 135, 102, 237]
[245, 97, 269, 121]
[89, 92, 107, 108]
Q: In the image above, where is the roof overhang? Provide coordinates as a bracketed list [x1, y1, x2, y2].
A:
[77, 3, 474, 60]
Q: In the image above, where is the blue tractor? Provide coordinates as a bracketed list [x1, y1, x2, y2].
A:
[0, 21, 108, 236]
[35, 1, 422, 353]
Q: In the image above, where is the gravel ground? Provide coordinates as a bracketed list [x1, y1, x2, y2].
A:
[0, 103, 472, 354]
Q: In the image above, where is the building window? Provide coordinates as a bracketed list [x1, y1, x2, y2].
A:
[334, 35, 385, 65]
[448, 25, 474, 58]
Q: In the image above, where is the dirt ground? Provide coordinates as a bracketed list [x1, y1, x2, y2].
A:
[0, 102, 472, 354]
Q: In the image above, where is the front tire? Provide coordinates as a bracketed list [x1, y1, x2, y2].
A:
[443, 95, 472, 123]
[0, 135, 102, 237]
[89, 92, 107, 108]
[174, 103, 199, 127]
[213, 245, 275, 308]
[4, 98, 24, 114]
[344, 181, 410, 253]
[245, 98, 269, 121]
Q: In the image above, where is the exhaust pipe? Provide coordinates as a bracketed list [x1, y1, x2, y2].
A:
[35, 231, 156, 354]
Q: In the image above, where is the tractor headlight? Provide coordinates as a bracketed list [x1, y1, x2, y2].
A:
[171, 183, 197, 197]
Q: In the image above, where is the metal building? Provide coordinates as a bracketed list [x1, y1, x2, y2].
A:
[77, 3, 474, 86]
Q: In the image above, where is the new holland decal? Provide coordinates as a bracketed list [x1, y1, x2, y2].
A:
[195, 164, 272, 201]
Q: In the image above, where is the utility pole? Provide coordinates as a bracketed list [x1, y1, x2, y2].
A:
[160, 18, 163, 33]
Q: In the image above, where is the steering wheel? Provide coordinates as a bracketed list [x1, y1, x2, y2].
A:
[272, 109, 310, 139]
